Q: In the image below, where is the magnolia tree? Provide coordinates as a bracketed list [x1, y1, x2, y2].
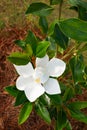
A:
[5, 0, 87, 129]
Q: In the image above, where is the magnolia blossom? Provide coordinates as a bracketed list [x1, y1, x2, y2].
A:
[14, 55, 66, 102]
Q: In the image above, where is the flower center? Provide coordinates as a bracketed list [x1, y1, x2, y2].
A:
[35, 78, 41, 83]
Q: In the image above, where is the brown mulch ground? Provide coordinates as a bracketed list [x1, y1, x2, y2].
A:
[0, 26, 54, 130]
[0, 26, 87, 130]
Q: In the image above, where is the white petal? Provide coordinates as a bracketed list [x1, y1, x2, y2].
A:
[14, 62, 34, 77]
[36, 55, 49, 68]
[33, 67, 49, 83]
[24, 82, 45, 102]
[16, 76, 33, 90]
[44, 78, 61, 95]
[47, 58, 66, 77]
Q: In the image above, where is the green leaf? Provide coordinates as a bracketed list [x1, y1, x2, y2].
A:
[59, 81, 66, 93]
[47, 50, 55, 59]
[59, 18, 87, 41]
[65, 120, 72, 130]
[56, 110, 67, 130]
[36, 41, 50, 57]
[85, 66, 87, 74]
[5, 86, 19, 97]
[15, 91, 28, 106]
[0, 20, 5, 29]
[69, 0, 87, 10]
[35, 102, 51, 123]
[47, 36, 56, 58]
[8, 52, 30, 65]
[26, 2, 53, 16]
[15, 40, 26, 49]
[50, 0, 63, 5]
[39, 16, 48, 33]
[69, 0, 87, 21]
[69, 0, 80, 6]
[47, 94, 62, 105]
[63, 87, 75, 102]
[24, 44, 33, 57]
[75, 84, 82, 94]
[48, 20, 58, 35]
[69, 6, 78, 12]
[15, 40, 33, 56]
[68, 108, 87, 124]
[25, 31, 37, 55]
[68, 101, 87, 110]
[52, 24, 69, 49]
[18, 102, 32, 124]
[39, 94, 50, 106]
[69, 55, 84, 83]
[78, 6, 87, 21]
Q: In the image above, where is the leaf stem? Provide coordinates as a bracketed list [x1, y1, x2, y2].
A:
[56, 1, 63, 57]
[61, 45, 76, 60]
[58, 1, 63, 20]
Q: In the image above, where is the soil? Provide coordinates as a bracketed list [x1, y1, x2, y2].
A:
[0, 26, 87, 130]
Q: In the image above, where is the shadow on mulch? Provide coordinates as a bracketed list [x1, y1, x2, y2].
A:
[0, 26, 87, 130]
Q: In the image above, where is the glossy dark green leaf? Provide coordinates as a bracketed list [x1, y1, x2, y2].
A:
[69, 0, 87, 21]
[5, 86, 19, 97]
[71, 6, 87, 21]
[70, 6, 78, 12]
[49, 107, 57, 119]
[24, 44, 33, 57]
[75, 84, 82, 94]
[26, 2, 53, 16]
[56, 110, 67, 130]
[69, 0, 80, 6]
[65, 120, 72, 130]
[48, 20, 58, 35]
[50, 0, 63, 5]
[85, 66, 87, 74]
[18, 102, 32, 124]
[47, 94, 62, 105]
[8, 52, 30, 65]
[35, 102, 51, 123]
[36, 41, 50, 57]
[15, 40, 26, 49]
[69, 55, 84, 83]
[78, 81, 87, 89]
[25, 31, 37, 55]
[63, 87, 75, 102]
[69, 0, 87, 10]
[59, 82, 66, 93]
[52, 24, 69, 49]
[59, 18, 87, 41]
[68, 108, 87, 124]
[39, 94, 50, 106]
[78, 6, 87, 21]
[15, 40, 33, 56]
[68, 101, 87, 110]
[15, 91, 28, 106]
[39, 16, 48, 33]
[47, 50, 55, 58]
[47, 36, 56, 58]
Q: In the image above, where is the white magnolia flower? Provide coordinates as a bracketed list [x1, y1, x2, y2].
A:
[14, 55, 66, 102]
